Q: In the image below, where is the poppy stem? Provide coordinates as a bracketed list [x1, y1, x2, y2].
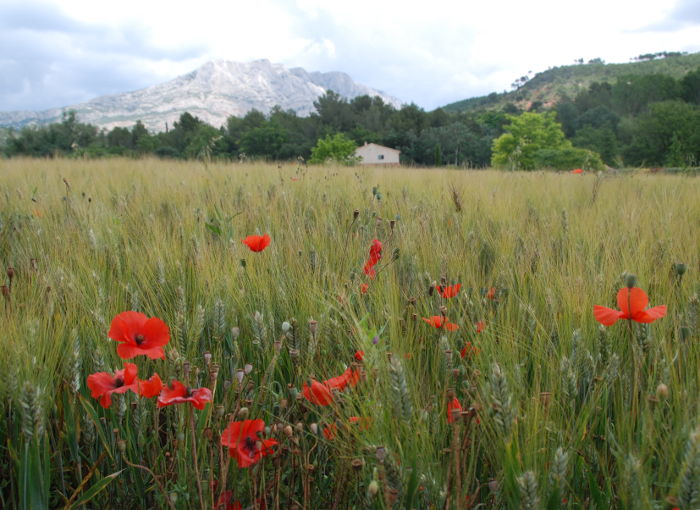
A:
[121, 456, 177, 510]
[189, 407, 206, 510]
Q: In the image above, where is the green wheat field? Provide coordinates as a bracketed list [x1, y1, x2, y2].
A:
[1, 158, 699, 509]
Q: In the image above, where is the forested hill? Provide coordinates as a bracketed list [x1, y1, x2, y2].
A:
[444, 52, 700, 113]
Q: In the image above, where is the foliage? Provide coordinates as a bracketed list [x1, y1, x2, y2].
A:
[308, 132, 358, 164]
[491, 112, 575, 170]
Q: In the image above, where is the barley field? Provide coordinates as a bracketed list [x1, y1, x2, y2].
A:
[1, 158, 699, 509]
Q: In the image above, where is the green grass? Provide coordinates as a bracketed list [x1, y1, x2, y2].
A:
[1, 158, 699, 509]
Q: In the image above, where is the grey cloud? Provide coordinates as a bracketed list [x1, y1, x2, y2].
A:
[638, 0, 700, 31]
[0, 2, 207, 111]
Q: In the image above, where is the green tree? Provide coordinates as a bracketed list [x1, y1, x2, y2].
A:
[491, 112, 571, 170]
[309, 133, 358, 164]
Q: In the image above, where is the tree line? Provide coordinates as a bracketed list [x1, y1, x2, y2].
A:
[2, 68, 699, 168]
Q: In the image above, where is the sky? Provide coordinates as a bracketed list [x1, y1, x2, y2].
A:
[1, 0, 699, 113]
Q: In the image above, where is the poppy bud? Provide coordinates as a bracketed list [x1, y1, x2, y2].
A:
[352, 458, 364, 470]
[353, 209, 360, 220]
[231, 327, 240, 339]
[283, 425, 294, 437]
[440, 305, 448, 316]
[7, 267, 15, 281]
[176, 431, 185, 442]
[656, 383, 669, 400]
[390, 219, 396, 231]
[215, 405, 225, 418]
[1, 285, 9, 300]
[117, 439, 127, 453]
[237, 407, 249, 419]
[295, 421, 304, 433]
[673, 262, 687, 277]
[30, 258, 38, 271]
[282, 321, 291, 332]
[624, 273, 637, 289]
[375, 446, 386, 462]
[368, 480, 380, 497]
[428, 281, 436, 296]
[182, 361, 191, 379]
[309, 423, 318, 435]
[203, 351, 212, 366]
[244, 364, 253, 375]
[308, 319, 318, 335]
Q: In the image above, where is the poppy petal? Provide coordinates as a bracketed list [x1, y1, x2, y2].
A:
[142, 317, 171, 347]
[445, 322, 460, 331]
[617, 287, 649, 316]
[593, 305, 623, 326]
[138, 373, 163, 398]
[644, 305, 667, 320]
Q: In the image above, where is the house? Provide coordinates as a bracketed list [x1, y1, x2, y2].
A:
[355, 142, 400, 165]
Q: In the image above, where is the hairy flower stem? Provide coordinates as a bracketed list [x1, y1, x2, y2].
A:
[189, 408, 205, 510]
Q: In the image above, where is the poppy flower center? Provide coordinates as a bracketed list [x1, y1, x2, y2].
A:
[114, 377, 124, 388]
[243, 436, 258, 457]
[135, 334, 145, 345]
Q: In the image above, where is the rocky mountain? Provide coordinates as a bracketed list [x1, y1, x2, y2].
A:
[0, 60, 403, 132]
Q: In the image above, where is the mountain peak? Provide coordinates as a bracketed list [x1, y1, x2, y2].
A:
[0, 60, 403, 132]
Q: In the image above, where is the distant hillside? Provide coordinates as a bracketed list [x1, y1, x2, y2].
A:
[443, 52, 700, 113]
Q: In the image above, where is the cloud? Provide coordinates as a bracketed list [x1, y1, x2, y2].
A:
[1, 0, 699, 113]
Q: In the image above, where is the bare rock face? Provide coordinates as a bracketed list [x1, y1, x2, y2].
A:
[0, 59, 402, 132]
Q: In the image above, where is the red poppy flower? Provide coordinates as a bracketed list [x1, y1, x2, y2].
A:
[302, 379, 334, 406]
[108, 311, 170, 360]
[436, 284, 461, 298]
[475, 321, 486, 333]
[349, 416, 372, 430]
[486, 287, 497, 300]
[593, 287, 667, 326]
[323, 423, 337, 440]
[87, 363, 162, 408]
[360, 283, 369, 294]
[460, 342, 481, 359]
[447, 397, 462, 423]
[570, 168, 584, 174]
[221, 419, 278, 468]
[157, 380, 213, 410]
[242, 234, 271, 252]
[215, 491, 242, 510]
[362, 239, 383, 279]
[422, 316, 459, 331]
[354, 350, 365, 362]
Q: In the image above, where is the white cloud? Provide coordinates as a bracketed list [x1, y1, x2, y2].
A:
[0, 0, 699, 112]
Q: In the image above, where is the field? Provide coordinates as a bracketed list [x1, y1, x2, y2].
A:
[1, 158, 699, 509]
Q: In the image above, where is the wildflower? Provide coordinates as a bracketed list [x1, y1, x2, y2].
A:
[475, 321, 486, 333]
[436, 284, 461, 298]
[157, 380, 213, 410]
[486, 287, 497, 300]
[87, 363, 162, 409]
[422, 316, 459, 331]
[108, 311, 170, 360]
[354, 350, 365, 362]
[323, 423, 337, 440]
[302, 380, 334, 406]
[570, 168, 584, 174]
[460, 342, 481, 359]
[325, 367, 361, 391]
[215, 491, 242, 510]
[363, 239, 382, 279]
[447, 397, 462, 423]
[360, 283, 369, 294]
[593, 287, 667, 326]
[221, 419, 277, 468]
[241, 234, 271, 252]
